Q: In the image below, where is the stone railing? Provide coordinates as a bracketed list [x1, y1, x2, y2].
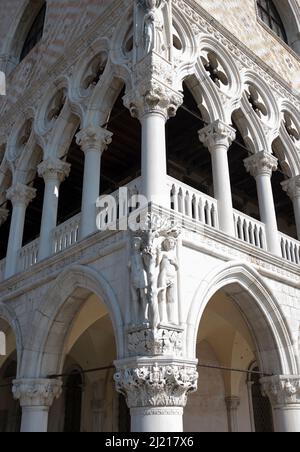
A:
[167, 176, 219, 229]
[280, 232, 300, 265]
[18, 238, 39, 273]
[233, 210, 267, 250]
[97, 177, 142, 230]
[52, 213, 81, 254]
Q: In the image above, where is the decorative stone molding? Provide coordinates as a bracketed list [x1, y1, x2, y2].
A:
[12, 378, 62, 407]
[260, 375, 300, 407]
[6, 183, 36, 207]
[127, 325, 184, 357]
[244, 151, 278, 178]
[0, 208, 9, 225]
[38, 158, 71, 183]
[114, 360, 198, 408]
[76, 126, 113, 154]
[198, 120, 236, 151]
[281, 176, 300, 200]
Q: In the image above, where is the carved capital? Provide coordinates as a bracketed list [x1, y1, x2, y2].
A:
[260, 375, 300, 407]
[225, 396, 240, 411]
[124, 81, 183, 121]
[114, 360, 198, 408]
[0, 207, 9, 226]
[76, 126, 113, 154]
[198, 120, 236, 151]
[281, 176, 300, 200]
[6, 183, 36, 207]
[38, 158, 71, 183]
[244, 151, 278, 178]
[12, 378, 62, 407]
[127, 325, 184, 357]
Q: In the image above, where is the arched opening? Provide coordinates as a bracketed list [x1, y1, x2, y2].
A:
[20, 1, 46, 62]
[0, 319, 20, 433]
[166, 83, 213, 196]
[47, 292, 121, 432]
[3, 0, 47, 72]
[248, 363, 274, 432]
[0, 166, 13, 261]
[185, 286, 275, 432]
[257, 0, 288, 43]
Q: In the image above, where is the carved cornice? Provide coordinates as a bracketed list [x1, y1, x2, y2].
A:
[198, 120, 236, 151]
[12, 378, 62, 407]
[76, 126, 113, 154]
[114, 361, 198, 408]
[281, 176, 300, 200]
[6, 183, 36, 207]
[38, 158, 71, 183]
[244, 151, 278, 178]
[260, 375, 300, 407]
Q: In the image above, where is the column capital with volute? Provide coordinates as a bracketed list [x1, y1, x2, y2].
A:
[198, 120, 236, 151]
[38, 158, 70, 183]
[76, 126, 113, 155]
[244, 151, 278, 179]
[6, 183, 36, 207]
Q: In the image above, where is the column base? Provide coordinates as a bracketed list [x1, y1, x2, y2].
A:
[131, 407, 183, 432]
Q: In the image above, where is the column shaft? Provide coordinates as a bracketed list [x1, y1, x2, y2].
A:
[199, 120, 236, 236]
[244, 151, 281, 256]
[38, 159, 70, 260]
[20, 406, 49, 433]
[76, 126, 112, 240]
[272, 406, 300, 433]
[256, 173, 281, 255]
[210, 145, 235, 235]
[5, 184, 36, 278]
[141, 112, 168, 206]
[131, 407, 183, 432]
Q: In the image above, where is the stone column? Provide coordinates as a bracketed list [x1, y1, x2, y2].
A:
[281, 176, 300, 240]
[0, 207, 9, 226]
[244, 151, 281, 256]
[114, 358, 198, 433]
[225, 396, 240, 432]
[260, 375, 300, 433]
[76, 126, 113, 239]
[38, 158, 71, 260]
[5, 183, 36, 278]
[12, 378, 62, 433]
[124, 85, 182, 208]
[199, 120, 236, 236]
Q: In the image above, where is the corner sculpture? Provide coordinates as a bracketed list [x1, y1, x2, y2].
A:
[129, 213, 180, 328]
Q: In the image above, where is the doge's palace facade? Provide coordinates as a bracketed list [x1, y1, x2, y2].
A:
[0, 0, 300, 433]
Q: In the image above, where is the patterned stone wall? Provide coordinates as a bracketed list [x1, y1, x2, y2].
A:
[194, 0, 300, 90]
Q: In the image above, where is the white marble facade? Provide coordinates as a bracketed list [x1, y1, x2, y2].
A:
[0, 0, 299, 433]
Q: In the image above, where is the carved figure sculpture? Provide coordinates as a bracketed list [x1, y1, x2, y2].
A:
[129, 237, 148, 324]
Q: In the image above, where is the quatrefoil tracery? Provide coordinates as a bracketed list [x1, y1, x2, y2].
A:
[201, 51, 229, 89]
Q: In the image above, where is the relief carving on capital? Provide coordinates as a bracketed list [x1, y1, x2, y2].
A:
[129, 213, 181, 329]
[260, 375, 300, 407]
[114, 363, 198, 408]
[12, 378, 62, 407]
